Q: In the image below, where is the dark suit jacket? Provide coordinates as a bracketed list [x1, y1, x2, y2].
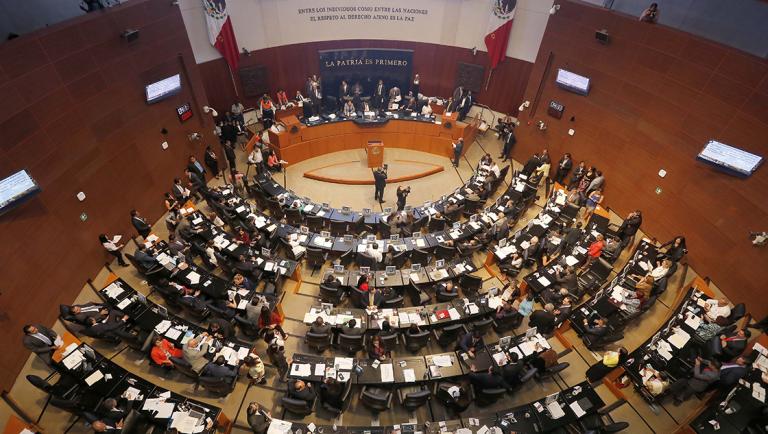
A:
[529, 310, 556, 334]
[23, 324, 58, 355]
[247, 410, 270, 434]
[202, 362, 236, 379]
[373, 170, 387, 188]
[71, 303, 106, 324]
[469, 372, 507, 390]
[718, 365, 747, 387]
[501, 362, 524, 386]
[88, 311, 127, 337]
[131, 216, 150, 236]
[289, 384, 316, 402]
[187, 161, 206, 178]
[310, 324, 332, 335]
[172, 183, 188, 201]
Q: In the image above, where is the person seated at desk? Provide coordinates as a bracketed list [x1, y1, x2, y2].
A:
[500, 252, 523, 276]
[91, 419, 123, 433]
[718, 357, 749, 389]
[522, 236, 542, 268]
[669, 357, 720, 405]
[586, 347, 628, 383]
[235, 227, 251, 245]
[582, 317, 608, 339]
[719, 328, 750, 360]
[202, 355, 237, 379]
[86, 310, 133, 340]
[22, 324, 61, 366]
[151, 336, 183, 368]
[603, 237, 621, 259]
[378, 320, 397, 339]
[322, 273, 341, 289]
[167, 233, 190, 258]
[180, 287, 208, 312]
[133, 244, 157, 270]
[541, 287, 569, 306]
[233, 254, 259, 276]
[365, 242, 383, 263]
[529, 304, 557, 335]
[501, 352, 525, 387]
[241, 353, 267, 384]
[341, 318, 363, 336]
[633, 275, 654, 300]
[342, 99, 356, 117]
[703, 298, 731, 323]
[183, 335, 212, 375]
[208, 212, 225, 228]
[561, 222, 584, 253]
[246, 402, 271, 434]
[513, 293, 535, 317]
[495, 301, 519, 321]
[368, 335, 388, 361]
[405, 323, 422, 337]
[435, 280, 459, 296]
[468, 364, 509, 390]
[233, 273, 256, 292]
[310, 317, 332, 335]
[529, 344, 559, 375]
[618, 289, 644, 315]
[459, 330, 485, 358]
[67, 302, 108, 325]
[208, 318, 234, 340]
[357, 274, 370, 292]
[259, 306, 287, 340]
[421, 99, 433, 116]
[641, 367, 670, 397]
[97, 398, 127, 428]
[289, 379, 316, 403]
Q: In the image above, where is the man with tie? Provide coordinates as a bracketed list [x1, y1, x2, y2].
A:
[373, 79, 386, 109]
[718, 357, 749, 389]
[130, 209, 151, 238]
[171, 177, 190, 203]
[449, 86, 464, 112]
[501, 127, 516, 161]
[22, 324, 61, 366]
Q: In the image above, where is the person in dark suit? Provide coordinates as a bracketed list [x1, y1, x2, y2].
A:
[202, 356, 237, 379]
[459, 330, 485, 357]
[372, 79, 386, 109]
[582, 317, 608, 339]
[669, 357, 720, 405]
[171, 178, 190, 203]
[373, 167, 387, 203]
[718, 357, 749, 389]
[204, 146, 220, 178]
[468, 365, 509, 390]
[452, 138, 464, 167]
[449, 86, 464, 112]
[98, 398, 128, 427]
[500, 128, 516, 161]
[396, 185, 410, 211]
[561, 222, 584, 253]
[223, 140, 237, 171]
[246, 402, 271, 434]
[130, 209, 151, 238]
[617, 211, 643, 249]
[133, 244, 157, 270]
[207, 318, 234, 340]
[187, 155, 206, 179]
[185, 168, 206, 200]
[554, 266, 579, 295]
[568, 161, 587, 189]
[457, 90, 473, 121]
[320, 377, 345, 409]
[86, 310, 133, 340]
[529, 304, 557, 335]
[340, 318, 363, 336]
[310, 317, 332, 335]
[67, 302, 107, 324]
[22, 324, 60, 365]
[521, 153, 541, 177]
[288, 379, 316, 403]
[554, 153, 573, 185]
[719, 329, 750, 360]
[501, 352, 525, 387]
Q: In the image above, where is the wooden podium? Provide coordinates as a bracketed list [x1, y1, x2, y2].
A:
[367, 141, 383, 168]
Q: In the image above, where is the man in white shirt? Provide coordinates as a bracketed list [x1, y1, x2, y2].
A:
[248, 145, 264, 173]
[366, 243, 383, 263]
[421, 100, 433, 116]
[231, 101, 244, 124]
[704, 298, 731, 323]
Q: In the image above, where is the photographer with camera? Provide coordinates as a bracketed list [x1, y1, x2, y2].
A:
[396, 185, 411, 211]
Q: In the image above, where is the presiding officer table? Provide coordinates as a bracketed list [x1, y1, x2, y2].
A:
[264, 113, 480, 166]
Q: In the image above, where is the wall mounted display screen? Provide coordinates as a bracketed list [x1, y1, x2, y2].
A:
[145, 74, 181, 104]
[0, 170, 41, 216]
[555, 68, 590, 95]
[697, 140, 763, 177]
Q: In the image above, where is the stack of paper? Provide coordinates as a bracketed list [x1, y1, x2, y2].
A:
[334, 357, 354, 370]
[668, 329, 691, 349]
[290, 363, 312, 377]
[380, 363, 394, 382]
[103, 283, 124, 298]
[403, 368, 416, 383]
[432, 355, 453, 367]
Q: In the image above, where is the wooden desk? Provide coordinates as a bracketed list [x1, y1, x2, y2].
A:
[52, 331, 81, 363]
[266, 118, 479, 167]
[2, 415, 37, 434]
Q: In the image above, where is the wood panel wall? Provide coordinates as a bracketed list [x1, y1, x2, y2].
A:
[514, 1, 768, 317]
[198, 40, 533, 117]
[0, 0, 213, 389]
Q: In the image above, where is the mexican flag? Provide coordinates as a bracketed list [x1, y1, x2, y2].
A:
[484, 0, 517, 69]
[203, 0, 239, 71]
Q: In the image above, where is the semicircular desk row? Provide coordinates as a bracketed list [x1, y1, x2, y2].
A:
[260, 110, 480, 166]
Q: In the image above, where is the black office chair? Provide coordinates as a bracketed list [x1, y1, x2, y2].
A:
[319, 283, 345, 305]
[391, 250, 409, 268]
[356, 252, 376, 270]
[493, 312, 523, 332]
[472, 318, 494, 335]
[382, 295, 404, 309]
[410, 249, 431, 266]
[435, 245, 457, 261]
[307, 215, 326, 233]
[578, 400, 630, 433]
[360, 386, 393, 412]
[473, 385, 507, 406]
[433, 323, 467, 349]
[445, 205, 464, 222]
[305, 331, 332, 352]
[284, 207, 302, 226]
[198, 375, 237, 396]
[428, 217, 446, 232]
[578, 258, 612, 291]
[321, 379, 353, 415]
[459, 274, 483, 295]
[330, 220, 348, 237]
[459, 243, 482, 259]
[281, 396, 314, 417]
[436, 288, 459, 303]
[407, 282, 431, 306]
[377, 221, 392, 238]
[305, 247, 328, 273]
[338, 249, 355, 266]
[334, 333, 366, 355]
[234, 316, 261, 339]
[182, 302, 211, 323]
[404, 330, 431, 353]
[728, 303, 746, 323]
[380, 334, 399, 352]
[397, 387, 431, 411]
[351, 287, 370, 309]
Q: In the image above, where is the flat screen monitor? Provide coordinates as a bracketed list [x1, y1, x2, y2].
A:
[0, 169, 41, 216]
[555, 68, 590, 95]
[145, 74, 181, 104]
[696, 139, 763, 177]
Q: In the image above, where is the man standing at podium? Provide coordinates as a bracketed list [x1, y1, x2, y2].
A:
[373, 166, 387, 203]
